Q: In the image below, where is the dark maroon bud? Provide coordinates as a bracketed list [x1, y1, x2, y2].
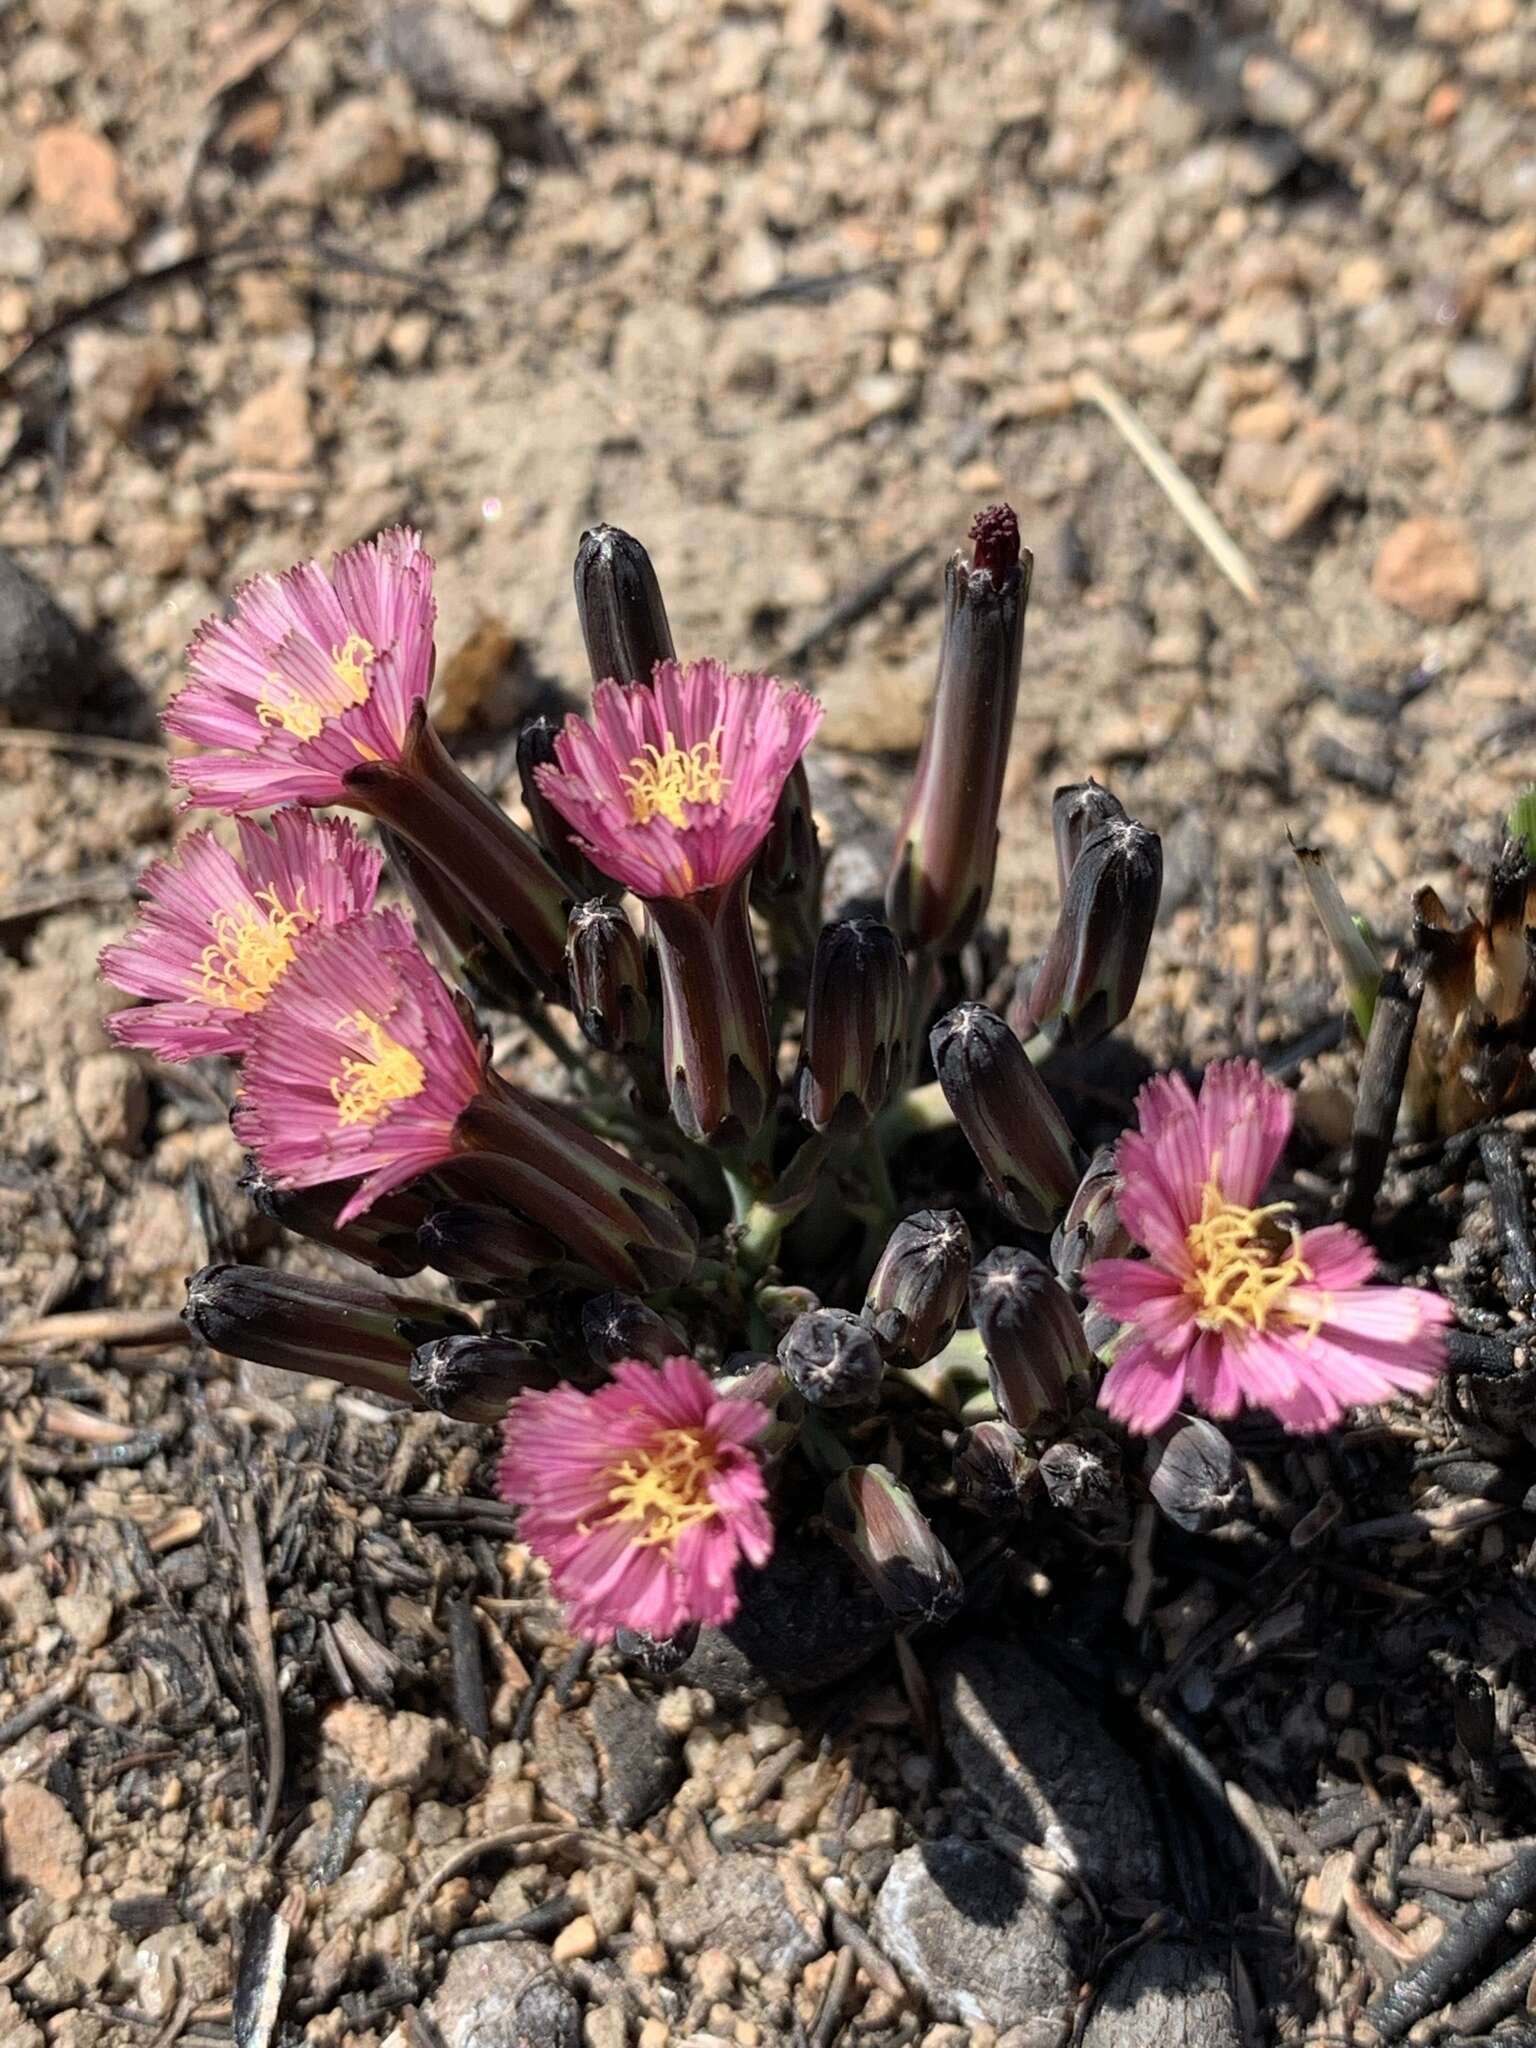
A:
[1038, 1432, 1122, 1521]
[1050, 1146, 1130, 1292]
[567, 900, 652, 1055]
[1018, 816, 1162, 1050]
[885, 506, 1032, 954]
[823, 1465, 963, 1625]
[751, 760, 823, 968]
[1049, 778, 1127, 898]
[518, 718, 613, 898]
[647, 882, 775, 1145]
[411, 1333, 559, 1422]
[1147, 1420, 1249, 1533]
[581, 1291, 686, 1369]
[240, 1157, 426, 1279]
[184, 1264, 474, 1402]
[863, 1209, 972, 1368]
[614, 1623, 699, 1677]
[930, 1004, 1080, 1232]
[797, 919, 908, 1135]
[573, 524, 675, 689]
[971, 1247, 1092, 1434]
[777, 1308, 884, 1408]
[953, 1419, 1039, 1515]
[418, 1203, 566, 1290]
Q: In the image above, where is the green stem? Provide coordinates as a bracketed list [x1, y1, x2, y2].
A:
[903, 952, 942, 1088]
[876, 1079, 956, 1152]
[860, 1127, 898, 1220]
[799, 1407, 853, 1477]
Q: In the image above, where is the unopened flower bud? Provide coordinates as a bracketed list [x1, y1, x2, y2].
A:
[886, 505, 1032, 955]
[823, 1464, 963, 1625]
[240, 1157, 426, 1279]
[615, 1623, 699, 1677]
[1017, 816, 1162, 1049]
[519, 718, 612, 898]
[184, 1264, 474, 1401]
[567, 900, 652, 1055]
[1050, 778, 1126, 896]
[798, 919, 908, 1135]
[1038, 1431, 1122, 1528]
[1049, 1146, 1129, 1292]
[581, 1291, 686, 1369]
[751, 761, 823, 968]
[411, 1332, 558, 1422]
[863, 1208, 972, 1368]
[1147, 1419, 1249, 1533]
[418, 1203, 566, 1290]
[778, 1308, 884, 1408]
[971, 1247, 1092, 1434]
[930, 1004, 1080, 1232]
[954, 1419, 1039, 1515]
[573, 523, 675, 688]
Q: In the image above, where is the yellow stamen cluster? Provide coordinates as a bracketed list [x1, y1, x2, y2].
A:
[331, 1010, 426, 1127]
[1184, 1180, 1313, 1335]
[603, 1427, 722, 1548]
[256, 633, 377, 741]
[197, 887, 313, 1011]
[623, 729, 728, 830]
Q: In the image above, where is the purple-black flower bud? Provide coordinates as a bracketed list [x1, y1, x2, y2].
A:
[823, 1464, 963, 1625]
[863, 1208, 972, 1368]
[1038, 1431, 1123, 1529]
[751, 760, 823, 967]
[518, 718, 613, 899]
[1147, 1419, 1249, 1533]
[1017, 816, 1162, 1050]
[778, 1307, 884, 1408]
[930, 1003, 1080, 1232]
[418, 1203, 566, 1291]
[573, 523, 675, 689]
[567, 900, 652, 1056]
[953, 1419, 1039, 1516]
[797, 918, 908, 1135]
[1049, 1145, 1130, 1293]
[183, 1264, 474, 1401]
[970, 1246, 1092, 1434]
[885, 505, 1032, 955]
[581, 1291, 687, 1370]
[647, 881, 776, 1145]
[1049, 778, 1126, 897]
[411, 1332, 559, 1422]
[239, 1157, 427, 1279]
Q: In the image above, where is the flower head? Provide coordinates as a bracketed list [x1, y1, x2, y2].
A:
[535, 659, 822, 900]
[498, 1356, 773, 1642]
[234, 907, 484, 1224]
[1084, 1060, 1451, 1435]
[165, 528, 436, 811]
[100, 810, 380, 1061]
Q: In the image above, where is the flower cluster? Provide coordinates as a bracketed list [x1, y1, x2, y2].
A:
[104, 510, 1451, 1655]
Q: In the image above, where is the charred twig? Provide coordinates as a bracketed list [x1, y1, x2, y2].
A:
[0, 1664, 82, 1748]
[445, 1593, 490, 1741]
[235, 1505, 285, 1846]
[0, 1306, 189, 1356]
[231, 1894, 301, 2048]
[1339, 954, 1426, 1231]
[1362, 1841, 1536, 2041]
[1477, 1128, 1536, 1311]
[809, 1946, 858, 2048]
[1445, 1328, 1534, 1379]
[1449, 1931, 1536, 2034]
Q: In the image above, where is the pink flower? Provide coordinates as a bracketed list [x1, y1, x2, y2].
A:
[164, 528, 436, 811]
[235, 907, 483, 1224]
[1084, 1059, 1451, 1435]
[534, 659, 822, 899]
[100, 810, 380, 1061]
[498, 1356, 774, 1642]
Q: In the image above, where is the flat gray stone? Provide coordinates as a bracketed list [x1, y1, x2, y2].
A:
[676, 1537, 894, 1704]
[657, 1852, 824, 1973]
[587, 1677, 682, 1829]
[1082, 1942, 1243, 2048]
[873, 1840, 1077, 2033]
[938, 1639, 1166, 1906]
[428, 1940, 580, 2048]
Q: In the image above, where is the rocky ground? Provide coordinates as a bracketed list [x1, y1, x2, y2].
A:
[2, 0, 1535, 2043]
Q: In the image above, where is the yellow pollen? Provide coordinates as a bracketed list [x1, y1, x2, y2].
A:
[197, 887, 313, 1012]
[1183, 1179, 1314, 1335]
[622, 729, 728, 830]
[254, 634, 377, 741]
[330, 1010, 426, 1128]
[601, 1427, 722, 1549]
